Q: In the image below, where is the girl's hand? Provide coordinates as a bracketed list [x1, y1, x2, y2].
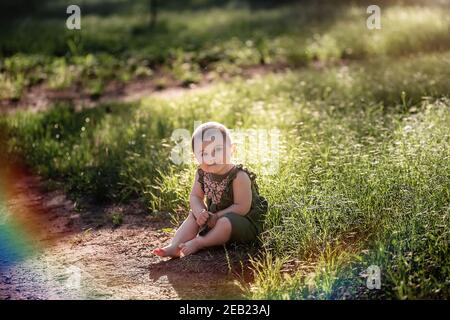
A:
[195, 210, 209, 227]
[207, 213, 218, 229]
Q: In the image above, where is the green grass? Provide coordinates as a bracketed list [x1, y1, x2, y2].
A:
[1, 0, 450, 99]
[1, 49, 449, 298]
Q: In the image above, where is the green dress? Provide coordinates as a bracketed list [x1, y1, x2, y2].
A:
[197, 164, 268, 243]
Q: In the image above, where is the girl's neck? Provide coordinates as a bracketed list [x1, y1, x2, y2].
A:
[212, 163, 235, 176]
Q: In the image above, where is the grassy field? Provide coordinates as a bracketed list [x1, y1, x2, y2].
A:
[2, 51, 449, 298]
[1, 0, 449, 299]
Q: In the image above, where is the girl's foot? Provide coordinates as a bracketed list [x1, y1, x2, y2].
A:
[153, 245, 181, 258]
[179, 238, 204, 257]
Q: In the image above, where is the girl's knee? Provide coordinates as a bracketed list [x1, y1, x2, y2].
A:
[217, 216, 232, 230]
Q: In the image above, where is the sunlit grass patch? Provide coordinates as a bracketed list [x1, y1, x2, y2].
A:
[1, 1, 450, 99]
[249, 99, 450, 299]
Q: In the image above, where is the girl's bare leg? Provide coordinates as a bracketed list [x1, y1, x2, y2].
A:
[179, 217, 232, 256]
[153, 213, 199, 257]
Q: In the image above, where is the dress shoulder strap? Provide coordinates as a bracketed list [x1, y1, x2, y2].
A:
[227, 164, 261, 190]
[197, 167, 205, 192]
[229, 164, 256, 180]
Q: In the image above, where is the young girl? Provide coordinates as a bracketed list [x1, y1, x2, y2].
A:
[153, 122, 268, 257]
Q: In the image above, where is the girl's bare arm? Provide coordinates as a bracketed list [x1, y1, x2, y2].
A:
[189, 171, 207, 216]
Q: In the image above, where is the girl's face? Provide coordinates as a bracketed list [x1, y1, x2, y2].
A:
[193, 130, 233, 174]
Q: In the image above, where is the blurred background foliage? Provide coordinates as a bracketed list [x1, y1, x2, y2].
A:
[1, 0, 449, 99]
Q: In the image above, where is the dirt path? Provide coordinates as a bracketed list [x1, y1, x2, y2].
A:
[0, 63, 275, 300]
[0, 170, 253, 300]
[0, 64, 289, 115]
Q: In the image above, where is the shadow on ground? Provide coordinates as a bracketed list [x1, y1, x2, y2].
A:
[148, 245, 255, 299]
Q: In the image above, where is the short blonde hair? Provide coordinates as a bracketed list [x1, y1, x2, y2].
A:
[191, 122, 232, 153]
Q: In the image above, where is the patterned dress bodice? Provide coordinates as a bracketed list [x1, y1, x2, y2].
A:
[197, 164, 268, 231]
